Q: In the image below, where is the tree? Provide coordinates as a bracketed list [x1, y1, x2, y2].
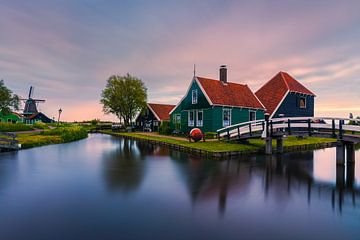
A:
[0, 79, 19, 115]
[101, 74, 147, 127]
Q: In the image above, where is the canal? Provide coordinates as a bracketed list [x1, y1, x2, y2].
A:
[0, 134, 359, 240]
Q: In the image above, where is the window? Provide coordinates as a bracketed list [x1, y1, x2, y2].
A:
[223, 109, 231, 127]
[197, 110, 203, 127]
[192, 90, 198, 104]
[175, 114, 181, 123]
[7, 119, 11, 123]
[299, 97, 306, 109]
[154, 121, 159, 127]
[188, 111, 195, 126]
[249, 111, 256, 121]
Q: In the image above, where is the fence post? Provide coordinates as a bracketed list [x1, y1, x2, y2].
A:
[237, 126, 241, 140]
[307, 119, 312, 136]
[270, 120, 273, 137]
[339, 120, 343, 139]
[217, 132, 220, 140]
[287, 119, 291, 135]
[227, 129, 230, 140]
[249, 123, 252, 136]
[332, 119, 336, 138]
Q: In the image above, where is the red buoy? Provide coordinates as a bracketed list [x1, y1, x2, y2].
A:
[189, 128, 203, 142]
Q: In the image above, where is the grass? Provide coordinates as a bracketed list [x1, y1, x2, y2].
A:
[0, 122, 34, 132]
[17, 126, 88, 149]
[100, 131, 336, 153]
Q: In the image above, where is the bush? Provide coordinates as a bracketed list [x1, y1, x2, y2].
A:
[0, 122, 34, 132]
[205, 132, 217, 139]
[159, 121, 171, 135]
[33, 121, 49, 129]
[41, 126, 88, 142]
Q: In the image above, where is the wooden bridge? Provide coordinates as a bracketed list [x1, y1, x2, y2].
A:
[217, 117, 360, 163]
[0, 132, 20, 152]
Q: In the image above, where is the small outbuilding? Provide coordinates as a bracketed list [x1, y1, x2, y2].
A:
[135, 103, 175, 132]
[255, 71, 316, 119]
[0, 112, 23, 123]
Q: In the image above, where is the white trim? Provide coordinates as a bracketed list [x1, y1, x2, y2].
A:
[270, 90, 290, 119]
[192, 89, 198, 104]
[169, 77, 198, 115]
[299, 96, 306, 109]
[188, 110, 195, 127]
[222, 108, 232, 127]
[195, 77, 213, 105]
[212, 104, 264, 111]
[147, 103, 161, 121]
[253, 92, 266, 109]
[249, 110, 257, 121]
[196, 110, 203, 127]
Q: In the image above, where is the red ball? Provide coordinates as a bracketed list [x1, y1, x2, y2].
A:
[190, 128, 203, 142]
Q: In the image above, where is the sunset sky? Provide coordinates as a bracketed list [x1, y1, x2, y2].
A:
[1, 0, 359, 121]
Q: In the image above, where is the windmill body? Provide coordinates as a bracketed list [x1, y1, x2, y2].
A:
[20, 86, 54, 123]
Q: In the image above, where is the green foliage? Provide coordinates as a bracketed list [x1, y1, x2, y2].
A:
[0, 79, 19, 115]
[0, 122, 34, 132]
[204, 132, 217, 139]
[91, 119, 100, 126]
[101, 74, 147, 127]
[41, 126, 88, 142]
[159, 121, 171, 135]
[33, 121, 49, 129]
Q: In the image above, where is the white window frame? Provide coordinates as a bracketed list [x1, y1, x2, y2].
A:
[175, 114, 181, 124]
[192, 89, 198, 104]
[299, 97, 306, 109]
[188, 110, 195, 126]
[196, 110, 203, 127]
[223, 109, 231, 127]
[249, 110, 256, 121]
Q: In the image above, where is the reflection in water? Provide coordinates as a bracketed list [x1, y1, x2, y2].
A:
[0, 134, 359, 240]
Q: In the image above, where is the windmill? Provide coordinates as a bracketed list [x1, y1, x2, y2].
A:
[21, 86, 46, 116]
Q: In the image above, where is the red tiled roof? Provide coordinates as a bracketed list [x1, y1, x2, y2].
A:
[148, 103, 175, 121]
[196, 77, 264, 109]
[255, 71, 315, 116]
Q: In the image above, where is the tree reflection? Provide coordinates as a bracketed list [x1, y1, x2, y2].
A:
[102, 138, 147, 194]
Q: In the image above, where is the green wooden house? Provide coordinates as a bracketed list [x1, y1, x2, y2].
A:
[0, 112, 23, 123]
[170, 66, 265, 133]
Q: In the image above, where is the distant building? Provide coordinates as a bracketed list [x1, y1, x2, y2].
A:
[135, 103, 175, 132]
[255, 71, 316, 119]
[0, 112, 23, 123]
[169, 66, 265, 133]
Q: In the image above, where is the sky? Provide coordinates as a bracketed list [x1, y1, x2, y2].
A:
[1, 0, 359, 121]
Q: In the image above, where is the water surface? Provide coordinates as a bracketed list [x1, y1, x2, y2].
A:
[0, 134, 359, 240]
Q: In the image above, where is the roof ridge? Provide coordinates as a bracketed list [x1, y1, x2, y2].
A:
[279, 71, 290, 90]
[197, 76, 247, 86]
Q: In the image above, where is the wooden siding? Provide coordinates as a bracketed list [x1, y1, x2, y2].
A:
[273, 92, 314, 118]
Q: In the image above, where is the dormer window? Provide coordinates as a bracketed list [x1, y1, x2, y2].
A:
[192, 90, 198, 104]
[299, 97, 306, 109]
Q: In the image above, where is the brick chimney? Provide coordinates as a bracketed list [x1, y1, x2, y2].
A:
[219, 65, 227, 83]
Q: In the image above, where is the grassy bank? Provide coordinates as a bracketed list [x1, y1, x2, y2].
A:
[100, 131, 336, 154]
[17, 126, 88, 149]
[0, 122, 34, 132]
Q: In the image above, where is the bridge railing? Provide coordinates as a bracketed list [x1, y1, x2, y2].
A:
[216, 117, 360, 141]
[216, 119, 265, 140]
[0, 132, 20, 150]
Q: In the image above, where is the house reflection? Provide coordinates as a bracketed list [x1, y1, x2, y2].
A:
[170, 149, 360, 216]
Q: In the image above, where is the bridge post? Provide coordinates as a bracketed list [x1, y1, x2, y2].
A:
[332, 119, 336, 138]
[307, 119, 312, 136]
[287, 119, 291, 135]
[339, 120, 344, 140]
[265, 137, 272, 155]
[276, 137, 283, 153]
[346, 163, 355, 188]
[346, 143, 355, 164]
[336, 141, 346, 165]
[336, 164, 345, 188]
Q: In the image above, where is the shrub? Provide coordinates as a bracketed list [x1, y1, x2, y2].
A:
[0, 122, 34, 132]
[205, 132, 217, 139]
[33, 121, 49, 129]
[159, 121, 171, 135]
[41, 126, 88, 142]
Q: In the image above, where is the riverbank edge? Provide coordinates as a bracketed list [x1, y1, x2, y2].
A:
[98, 130, 337, 159]
[17, 128, 89, 150]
